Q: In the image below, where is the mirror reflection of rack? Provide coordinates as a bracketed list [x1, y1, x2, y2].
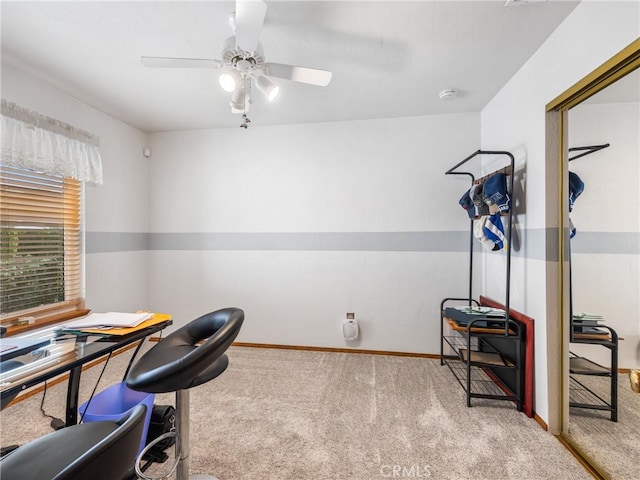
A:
[568, 143, 610, 161]
[565, 58, 637, 480]
[546, 34, 639, 479]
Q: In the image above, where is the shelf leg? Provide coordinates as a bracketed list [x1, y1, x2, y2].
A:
[466, 331, 472, 407]
[611, 342, 618, 422]
[440, 312, 444, 366]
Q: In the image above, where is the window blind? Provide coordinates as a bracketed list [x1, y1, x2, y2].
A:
[0, 165, 82, 321]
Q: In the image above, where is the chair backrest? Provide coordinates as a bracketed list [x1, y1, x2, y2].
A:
[126, 307, 244, 393]
[0, 404, 146, 480]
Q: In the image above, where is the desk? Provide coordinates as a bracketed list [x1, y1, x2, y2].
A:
[0, 316, 171, 426]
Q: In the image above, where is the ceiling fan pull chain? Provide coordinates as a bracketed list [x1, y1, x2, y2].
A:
[240, 75, 251, 129]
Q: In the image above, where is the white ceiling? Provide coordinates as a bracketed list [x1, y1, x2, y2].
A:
[1, 0, 580, 133]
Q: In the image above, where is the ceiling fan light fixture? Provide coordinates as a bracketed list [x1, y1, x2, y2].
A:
[228, 12, 236, 33]
[229, 85, 249, 113]
[219, 69, 241, 93]
[256, 75, 279, 102]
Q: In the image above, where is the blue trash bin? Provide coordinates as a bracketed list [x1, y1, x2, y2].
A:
[79, 382, 155, 454]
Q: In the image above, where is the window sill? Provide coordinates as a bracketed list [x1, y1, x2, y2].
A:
[3, 309, 91, 337]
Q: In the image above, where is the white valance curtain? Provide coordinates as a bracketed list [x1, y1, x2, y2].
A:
[1, 99, 103, 185]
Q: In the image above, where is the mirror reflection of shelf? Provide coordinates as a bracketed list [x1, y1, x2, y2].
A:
[571, 313, 612, 341]
[568, 143, 610, 161]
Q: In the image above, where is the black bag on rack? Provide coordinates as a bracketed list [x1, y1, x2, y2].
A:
[145, 404, 176, 452]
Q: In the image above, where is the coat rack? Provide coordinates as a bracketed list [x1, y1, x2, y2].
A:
[568, 143, 610, 161]
[445, 149, 515, 334]
[568, 142, 610, 335]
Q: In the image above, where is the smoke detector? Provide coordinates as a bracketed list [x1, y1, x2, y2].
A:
[504, 0, 547, 6]
[439, 89, 457, 101]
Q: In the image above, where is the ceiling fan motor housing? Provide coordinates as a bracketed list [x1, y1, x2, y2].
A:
[222, 36, 265, 70]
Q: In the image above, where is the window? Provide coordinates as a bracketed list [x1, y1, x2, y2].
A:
[0, 165, 84, 326]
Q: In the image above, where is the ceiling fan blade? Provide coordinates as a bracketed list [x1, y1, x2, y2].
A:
[141, 56, 223, 69]
[235, 0, 267, 52]
[263, 63, 333, 87]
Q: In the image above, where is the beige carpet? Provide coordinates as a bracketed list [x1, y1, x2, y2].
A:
[568, 374, 640, 480]
[1, 345, 593, 480]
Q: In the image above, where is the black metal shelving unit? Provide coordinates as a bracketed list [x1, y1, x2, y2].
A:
[440, 298, 524, 410]
[567, 142, 618, 422]
[439, 150, 524, 411]
[569, 325, 619, 421]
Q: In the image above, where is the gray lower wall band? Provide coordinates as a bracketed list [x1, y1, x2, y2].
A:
[85, 230, 639, 257]
[148, 231, 470, 253]
[86, 232, 149, 254]
[570, 232, 640, 255]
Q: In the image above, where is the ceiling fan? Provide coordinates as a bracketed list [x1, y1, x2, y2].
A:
[141, 0, 332, 125]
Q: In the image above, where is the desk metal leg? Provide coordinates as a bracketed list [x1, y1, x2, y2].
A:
[65, 365, 82, 426]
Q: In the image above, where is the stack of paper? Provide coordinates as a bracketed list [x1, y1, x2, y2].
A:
[572, 313, 604, 321]
[452, 306, 506, 317]
[572, 313, 606, 336]
[60, 312, 154, 331]
[572, 313, 604, 327]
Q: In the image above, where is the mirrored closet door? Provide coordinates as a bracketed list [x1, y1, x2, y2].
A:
[565, 68, 640, 479]
[551, 41, 640, 479]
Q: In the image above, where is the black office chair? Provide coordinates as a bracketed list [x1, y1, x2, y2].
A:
[126, 307, 244, 480]
[0, 403, 146, 480]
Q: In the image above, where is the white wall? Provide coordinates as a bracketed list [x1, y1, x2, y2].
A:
[569, 101, 640, 369]
[480, 1, 640, 424]
[1, 61, 152, 313]
[148, 114, 480, 353]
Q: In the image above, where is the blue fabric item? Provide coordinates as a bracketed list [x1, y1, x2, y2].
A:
[476, 202, 490, 217]
[569, 217, 576, 239]
[483, 173, 510, 212]
[459, 189, 475, 219]
[470, 184, 484, 206]
[460, 187, 490, 219]
[569, 171, 584, 212]
[483, 214, 507, 251]
[470, 184, 491, 217]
